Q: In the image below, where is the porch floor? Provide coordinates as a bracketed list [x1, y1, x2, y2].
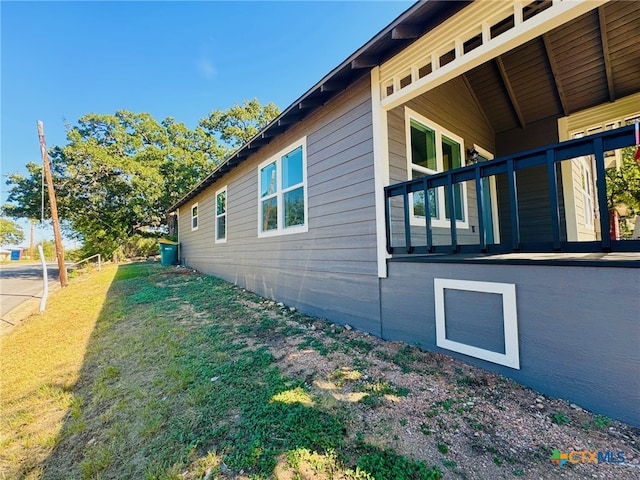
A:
[389, 251, 640, 268]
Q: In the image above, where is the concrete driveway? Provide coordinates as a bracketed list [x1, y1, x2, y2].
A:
[0, 262, 62, 321]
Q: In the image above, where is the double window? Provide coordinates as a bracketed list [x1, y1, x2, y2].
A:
[258, 138, 308, 236]
[405, 109, 468, 228]
[215, 187, 227, 243]
[191, 203, 199, 231]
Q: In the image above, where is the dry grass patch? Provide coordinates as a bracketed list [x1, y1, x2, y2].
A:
[0, 265, 118, 479]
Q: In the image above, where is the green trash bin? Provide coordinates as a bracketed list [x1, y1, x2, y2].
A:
[159, 239, 179, 266]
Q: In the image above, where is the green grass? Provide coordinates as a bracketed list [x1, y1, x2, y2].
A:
[552, 412, 571, 426]
[391, 345, 422, 373]
[297, 335, 335, 356]
[1, 262, 442, 480]
[593, 415, 612, 428]
[437, 443, 449, 455]
[353, 444, 442, 480]
[441, 459, 457, 469]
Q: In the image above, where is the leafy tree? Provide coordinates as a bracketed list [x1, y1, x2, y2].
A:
[0, 218, 25, 245]
[35, 240, 56, 261]
[3, 162, 49, 221]
[199, 98, 280, 149]
[606, 147, 640, 212]
[606, 147, 640, 239]
[3, 101, 280, 259]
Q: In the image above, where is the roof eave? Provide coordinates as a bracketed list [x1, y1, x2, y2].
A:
[169, 0, 470, 213]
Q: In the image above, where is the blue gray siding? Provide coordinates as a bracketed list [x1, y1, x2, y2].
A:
[380, 260, 640, 426]
[178, 76, 381, 333]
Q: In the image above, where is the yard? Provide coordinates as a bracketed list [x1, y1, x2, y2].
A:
[1, 262, 638, 479]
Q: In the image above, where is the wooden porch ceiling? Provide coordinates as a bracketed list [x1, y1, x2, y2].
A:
[464, 1, 640, 134]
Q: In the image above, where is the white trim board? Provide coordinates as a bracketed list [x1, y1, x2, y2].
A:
[371, 67, 391, 278]
[380, 0, 604, 111]
[434, 278, 520, 369]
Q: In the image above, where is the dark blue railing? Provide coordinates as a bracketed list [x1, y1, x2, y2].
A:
[385, 124, 639, 255]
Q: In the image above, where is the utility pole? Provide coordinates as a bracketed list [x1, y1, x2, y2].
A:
[38, 121, 68, 287]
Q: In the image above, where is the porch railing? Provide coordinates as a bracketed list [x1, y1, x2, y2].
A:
[384, 124, 639, 255]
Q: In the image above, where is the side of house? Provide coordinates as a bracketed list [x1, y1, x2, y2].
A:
[177, 76, 383, 334]
[172, 0, 640, 426]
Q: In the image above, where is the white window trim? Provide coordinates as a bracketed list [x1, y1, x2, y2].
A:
[578, 159, 595, 229]
[191, 202, 199, 231]
[215, 186, 227, 244]
[405, 107, 469, 229]
[257, 137, 309, 238]
[434, 278, 520, 370]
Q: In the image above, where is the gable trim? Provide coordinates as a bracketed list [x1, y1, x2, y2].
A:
[380, 0, 605, 112]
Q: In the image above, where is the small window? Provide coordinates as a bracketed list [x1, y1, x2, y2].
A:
[406, 108, 468, 229]
[258, 138, 308, 237]
[215, 187, 227, 243]
[418, 62, 433, 79]
[385, 84, 394, 97]
[400, 74, 412, 89]
[522, 0, 552, 21]
[439, 49, 456, 68]
[191, 203, 198, 231]
[463, 33, 483, 54]
[490, 15, 515, 39]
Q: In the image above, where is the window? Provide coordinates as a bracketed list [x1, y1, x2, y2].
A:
[191, 203, 198, 231]
[405, 108, 468, 228]
[571, 133, 597, 232]
[258, 138, 308, 236]
[215, 187, 227, 243]
[579, 160, 595, 228]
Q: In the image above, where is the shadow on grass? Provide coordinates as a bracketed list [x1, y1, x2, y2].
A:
[39, 262, 440, 480]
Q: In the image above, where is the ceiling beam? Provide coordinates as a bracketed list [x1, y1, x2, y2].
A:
[541, 35, 569, 117]
[461, 74, 494, 136]
[320, 81, 347, 93]
[495, 56, 526, 129]
[260, 128, 282, 140]
[277, 114, 303, 127]
[351, 56, 378, 69]
[247, 137, 268, 150]
[298, 98, 323, 110]
[598, 6, 615, 102]
[392, 24, 420, 40]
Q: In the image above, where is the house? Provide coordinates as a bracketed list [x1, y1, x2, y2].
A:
[170, 0, 640, 426]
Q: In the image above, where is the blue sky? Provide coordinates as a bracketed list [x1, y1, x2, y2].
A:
[1, 0, 412, 245]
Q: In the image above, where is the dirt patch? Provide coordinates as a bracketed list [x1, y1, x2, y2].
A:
[232, 294, 640, 479]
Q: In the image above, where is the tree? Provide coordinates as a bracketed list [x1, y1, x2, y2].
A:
[606, 147, 640, 212]
[199, 98, 280, 150]
[3, 101, 280, 259]
[35, 240, 56, 261]
[606, 147, 640, 239]
[0, 218, 24, 245]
